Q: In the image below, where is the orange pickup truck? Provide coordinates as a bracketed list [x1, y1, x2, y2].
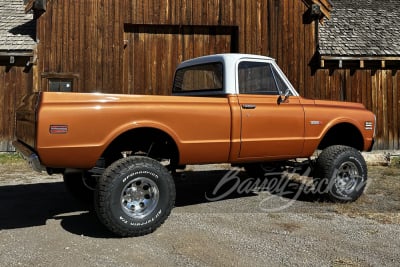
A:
[13, 54, 375, 237]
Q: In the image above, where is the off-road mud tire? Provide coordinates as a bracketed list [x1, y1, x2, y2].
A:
[94, 156, 175, 237]
[314, 145, 367, 202]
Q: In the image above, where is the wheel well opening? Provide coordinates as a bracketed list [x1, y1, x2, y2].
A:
[102, 128, 179, 167]
[318, 123, 364, 151]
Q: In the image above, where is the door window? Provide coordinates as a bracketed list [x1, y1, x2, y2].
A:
[238, 62, 280, 95]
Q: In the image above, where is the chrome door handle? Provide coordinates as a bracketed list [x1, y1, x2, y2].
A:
[242, 104, 256, 109]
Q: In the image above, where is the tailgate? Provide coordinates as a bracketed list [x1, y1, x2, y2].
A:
[15, 92, 41, 149]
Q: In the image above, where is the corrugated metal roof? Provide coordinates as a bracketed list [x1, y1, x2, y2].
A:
[319, 0, 400, 57]
[0, 0, 36, 52]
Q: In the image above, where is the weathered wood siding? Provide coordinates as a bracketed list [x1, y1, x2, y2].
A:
[311, 67, 400, 150]
[123, 24, 237, 94]
[34, 0, 316, 96]
[0, 59, 33, 151]
[35, 0, 272, 94]
[33, 0, 399, 149]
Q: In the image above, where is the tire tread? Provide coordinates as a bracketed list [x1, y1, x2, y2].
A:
[314, 145, 367, 202]
[94, 156, 175, 237]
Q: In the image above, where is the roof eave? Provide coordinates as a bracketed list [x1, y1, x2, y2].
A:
[321, 55, 400, 61]
[0, 50, 34, 57]
[25, 0, 47, 13]
[319, 55, 400, 69]
[303, 0, 333, 22]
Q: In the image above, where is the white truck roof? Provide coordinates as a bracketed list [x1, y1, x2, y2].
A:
[177, 53, 275, 69]
[175, 53, 297, 96]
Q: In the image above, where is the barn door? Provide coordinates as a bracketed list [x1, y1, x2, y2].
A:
[123, 25, 238, 95]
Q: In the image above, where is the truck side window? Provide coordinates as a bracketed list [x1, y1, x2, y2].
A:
[271, 66, 289, 95]
[238, 62, 280, 95]
[173, 63, 223, 93]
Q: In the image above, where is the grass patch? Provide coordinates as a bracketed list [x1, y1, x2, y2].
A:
[390, 156, 400, 168]
[0, 153, 23, 164]
[380, 167, 399, 176]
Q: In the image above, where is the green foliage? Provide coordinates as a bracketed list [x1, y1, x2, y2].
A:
[0, 153, 23, 164]
[390, 156, 400, 168]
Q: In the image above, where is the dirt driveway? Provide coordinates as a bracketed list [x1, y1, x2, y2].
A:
[0, 157, 399, 266]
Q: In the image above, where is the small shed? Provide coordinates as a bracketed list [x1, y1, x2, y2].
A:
[318, 0, 400, 149]
[0, 0, 35, 151]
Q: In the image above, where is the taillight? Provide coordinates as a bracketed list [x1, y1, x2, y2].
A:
[49, 125, 68, 134]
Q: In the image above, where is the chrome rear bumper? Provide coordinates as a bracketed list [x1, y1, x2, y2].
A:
[12, 141, 45, 173]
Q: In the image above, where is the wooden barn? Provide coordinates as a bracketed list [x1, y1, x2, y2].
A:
[0, 0, 35, 150]
[0, 0, 399, 150]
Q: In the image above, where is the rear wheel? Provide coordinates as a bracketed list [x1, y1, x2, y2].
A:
[314, 145, 367, 202]
[94, 156, 175, 237]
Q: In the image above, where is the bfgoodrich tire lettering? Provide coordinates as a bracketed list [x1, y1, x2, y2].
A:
[95, 156, 175, 237]
[314, 145, 368, 202]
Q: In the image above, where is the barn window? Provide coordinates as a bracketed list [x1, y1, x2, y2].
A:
[49, 79, 73, 92]
[41, 72, 79, 92]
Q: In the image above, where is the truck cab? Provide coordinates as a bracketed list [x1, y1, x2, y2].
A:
[172, 53, 298, 96]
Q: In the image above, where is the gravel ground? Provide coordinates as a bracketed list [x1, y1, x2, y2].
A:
[0, 157, 399, 267]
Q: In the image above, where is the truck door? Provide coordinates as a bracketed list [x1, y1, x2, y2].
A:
[237, 61, 305, 159]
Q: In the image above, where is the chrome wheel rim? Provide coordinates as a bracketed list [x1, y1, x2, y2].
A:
[121, 177, 159, 219]
[334, 161, 361, 195]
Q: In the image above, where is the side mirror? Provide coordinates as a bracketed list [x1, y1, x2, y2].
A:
[277, 89, 291, 105]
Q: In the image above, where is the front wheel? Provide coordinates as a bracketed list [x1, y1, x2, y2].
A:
[313, 145, 368, 202]
[94, 156, 175, 237]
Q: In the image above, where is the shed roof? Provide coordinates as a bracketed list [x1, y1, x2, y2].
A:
[0, 0, 36, 53]
[319, 0, 400, 58]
